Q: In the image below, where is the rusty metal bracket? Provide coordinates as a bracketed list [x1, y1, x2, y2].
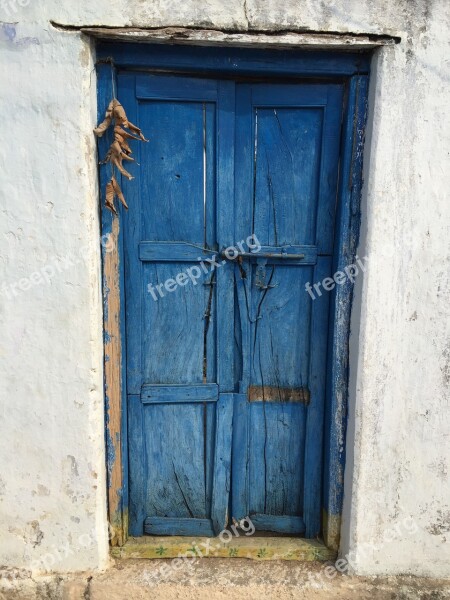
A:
[254, 259, 278, 291]
[248, 386, 311, 404]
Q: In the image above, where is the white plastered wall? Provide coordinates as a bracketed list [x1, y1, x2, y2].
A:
[0, 0, 448, 578]
[342, 9, 450, 577]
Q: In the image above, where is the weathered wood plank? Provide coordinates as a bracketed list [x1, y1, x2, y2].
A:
[120, 71, 143, 397]
[139, 242, 218, 262]
[215, 80, 236, 394]
[211, 393, 234, 533]
[145, 517, 215, 537]
[141, 384, 218, 404]
[128, 395, 146, 537]
[98, 62, 127, 547]
[103, 214, 124, 545]
[87, 27, 399, 51]
[136, 73, 218, 101]
[97, 42, 373, 76]
[248, 402, 306, 517]
[249, 265, 312, 391]
[253, 103, 323, 248]
[143, 403, 209, 519]
[140, 99, 213, 244]
[315, 85, 345, 254]
[250, 514, 306, 534]
[303, 256, 332, 538]
[111, 535, 336, 561]
[231, 393, 249, 522]
[142, 262, 207, 384]
[323, 74, 370, 551]
[233, 82, 256, 386]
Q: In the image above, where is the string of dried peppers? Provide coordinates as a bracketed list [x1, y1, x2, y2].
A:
[94, 98, 148, 214]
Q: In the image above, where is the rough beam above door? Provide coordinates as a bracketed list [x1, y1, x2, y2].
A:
[52, 22, 400, 49]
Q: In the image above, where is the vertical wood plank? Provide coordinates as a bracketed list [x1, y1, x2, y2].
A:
[231, 393, 248, 521]
[128, 395, 146, 536]
[98, 62, 127, 546]
[315, 85, 345, 255]
[103, 215, 125, 545]
[216, 81, 236, 393]
[323, 74, 370, 550]
[211, 393, 234, 533]
[234, 84, 253, 394]
[120, 73, 143, 397]
[303, 256, 332, 538]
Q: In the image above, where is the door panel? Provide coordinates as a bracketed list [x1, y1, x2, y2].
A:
[139, 99, 216, 244]
[254, 107, 323, 247]
[248, 401, 306, 515]
[122, 73, 344, 538]
[141, 262, 216, 384]
[232, 83, 343, 537]
[123, 74, 233, 536]
[248, 264, 313, 389]
[142, 402, 212, 517]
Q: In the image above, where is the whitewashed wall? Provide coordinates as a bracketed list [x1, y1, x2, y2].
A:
[0, 0, 448, 578]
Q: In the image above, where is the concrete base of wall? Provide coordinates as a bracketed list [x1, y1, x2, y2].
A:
[1, 560, 450, 600]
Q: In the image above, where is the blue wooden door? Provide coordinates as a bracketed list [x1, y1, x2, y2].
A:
[121, 73, 343, 538]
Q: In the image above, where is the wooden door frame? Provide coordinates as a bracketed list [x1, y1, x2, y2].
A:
[96, 42, 371, 550]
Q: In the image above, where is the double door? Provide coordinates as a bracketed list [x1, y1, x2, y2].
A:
[121, 72, 343, 537]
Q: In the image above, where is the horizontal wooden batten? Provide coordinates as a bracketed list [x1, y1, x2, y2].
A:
[137, 74, 218, 101]
[248, 386, 310, 404]
[250, 514, 306, 534]
[96, 42, 373, 76]
[145, 517, 215, 536]
[139, 241, 218, 262]
[251, 86, 329, 106]
[141, 383, 219, 404]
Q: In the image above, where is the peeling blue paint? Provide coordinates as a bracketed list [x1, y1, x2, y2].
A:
[106, 428, 116, 486]
[104, 392, 110, 424]
[0, 22, 39, 46]
[103, 280, 110, 323]
[1, 22, 16, 41]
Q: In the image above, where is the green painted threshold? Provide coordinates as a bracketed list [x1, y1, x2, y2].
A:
[111, 535, 336, 561]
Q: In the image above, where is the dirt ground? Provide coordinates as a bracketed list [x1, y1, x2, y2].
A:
[1, 559, 450, 599]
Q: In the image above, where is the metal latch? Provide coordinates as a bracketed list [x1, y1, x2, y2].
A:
[220, 249, 305, 261]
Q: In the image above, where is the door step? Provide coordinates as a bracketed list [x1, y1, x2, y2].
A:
[111, 536, 336, 561]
